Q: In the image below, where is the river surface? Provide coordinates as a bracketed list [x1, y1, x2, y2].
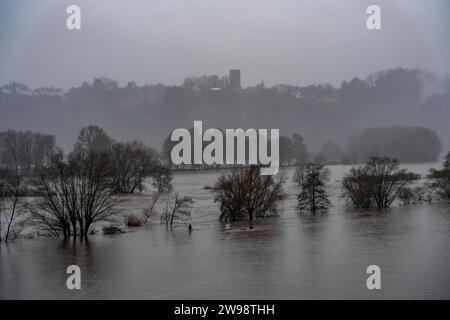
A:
[1, 164, 450, 299]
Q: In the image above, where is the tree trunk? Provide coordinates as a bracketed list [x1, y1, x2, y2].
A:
[312, 186, 316, 215]
[248, 211, 253, 229]
[72, 220, 77, 238]
[5, 198, 18, 243]
[81, 219, 89, 238]
[170, 212, 175, 230]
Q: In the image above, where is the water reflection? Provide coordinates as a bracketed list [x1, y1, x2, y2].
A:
[1, 165, 450, 299]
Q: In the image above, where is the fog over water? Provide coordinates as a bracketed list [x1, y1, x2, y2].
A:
[1, 1, 450, 300]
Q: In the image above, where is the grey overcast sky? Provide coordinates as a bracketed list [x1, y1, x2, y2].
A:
[1, 0, 449, 88]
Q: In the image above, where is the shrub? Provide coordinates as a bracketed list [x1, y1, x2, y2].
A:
[398, 187, 415, 205]
[210, 165, 286, 228]
[102, 225, 123, 234]
[428, 169, 450, 200]
[342, 157, 419, 208]
[125, 214, 144, 227]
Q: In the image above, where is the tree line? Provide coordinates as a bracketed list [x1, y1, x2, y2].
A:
[2, 68, 449, 156]
[0, 125, 173, 241]
[161, 130, 310, 170]
[1, 125, 449, 241]
[210, 154, 450, 228]
[0, 130, 58, 177]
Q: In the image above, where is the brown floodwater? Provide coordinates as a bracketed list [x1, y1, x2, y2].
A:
[1, 164, 450, 299]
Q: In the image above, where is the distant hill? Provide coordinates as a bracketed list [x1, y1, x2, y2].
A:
[1, 68, 449, 153]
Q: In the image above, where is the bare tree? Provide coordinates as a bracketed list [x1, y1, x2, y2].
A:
[413, 186, 432, 203]
[428, 155, 450, 199]
[0, 176, 23, 242]
[342, 157, 419, 208]
[73, 125, 114, 156]
[297, 163, 331, 214]
[108, 141, 158, 194]
[31, 153, 115, 238]
[162, 193, 193, 230]
[444, 152, 450, 169]
[211, 165, 286, 229]
[151, 163, 173, 193]
[0, 130, 57, 176]
[143, 193, 160, 224]
[398, 187, 415, 205]
[341, 166, 374, 208]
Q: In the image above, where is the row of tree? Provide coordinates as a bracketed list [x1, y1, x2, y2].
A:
[209, 154, 450, 227]
[2, 124, 450, 239]
[2, 68, 449, 155]
[0, 125, 174, 241]
[0, 130, 58, 176]
[160, 126, 442, 170]
[345, 127, 442, 164]
[161, 130, 310, 169]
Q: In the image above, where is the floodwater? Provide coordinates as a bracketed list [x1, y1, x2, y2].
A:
[1, 164, 450, 299]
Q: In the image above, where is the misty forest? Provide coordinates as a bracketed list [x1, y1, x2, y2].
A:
[1, 66, 450, 300]
[1, 67, 450, 243]
[1, 68, 449, 156]
[2, 0, 450, 301]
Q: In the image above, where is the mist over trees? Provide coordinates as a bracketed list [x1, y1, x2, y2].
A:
[0, 130, 59, 176]
[345, 126, 442, 163]
[317, 140, 343, 163]
[73, 125, 113, 156]
[71, 125, 168, 194]
[1, 68, 449, 155]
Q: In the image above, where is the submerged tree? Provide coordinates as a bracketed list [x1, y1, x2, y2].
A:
[341, 166, 374, 208]
[444, 152, 450, 169]
[30, 153, 115, 238]
[429, 169, 450, 199]
[428, 153, 450, 200]
[297, 163, 331, 214]
[108, 141, 158, 194]
[0, 176, 24, 242]
[162, 193, 193, 230]
[211, 165, 286, 229]
[73, 126, 160, 194]
[398, 187, 415, 205]
[342, 157, 419, 208]
[151, 163, 173, 193]
[143, 193, 160, 224]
